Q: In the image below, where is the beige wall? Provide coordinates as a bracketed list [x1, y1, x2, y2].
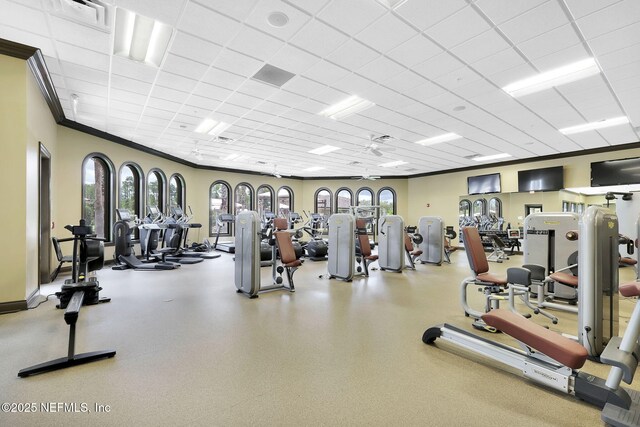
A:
[407, 148, 640, 231]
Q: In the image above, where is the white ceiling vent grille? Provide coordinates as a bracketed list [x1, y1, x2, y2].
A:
[252, 64, 296, 88]
[49, 0, 109, 28]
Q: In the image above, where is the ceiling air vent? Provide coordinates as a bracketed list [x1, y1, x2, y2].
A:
[252, 64, 296, 88]
[49, 0, 109, 28]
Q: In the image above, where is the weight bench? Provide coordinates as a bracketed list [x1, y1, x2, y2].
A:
[18, 287, 116, 377]
[486, 234, 509, 263]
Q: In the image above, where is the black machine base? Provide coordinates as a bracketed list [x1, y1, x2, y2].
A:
[602, 388, 640, 427]
[18, 349, 116, 378]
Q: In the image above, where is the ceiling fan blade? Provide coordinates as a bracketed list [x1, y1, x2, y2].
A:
[371, 148, 383, 157]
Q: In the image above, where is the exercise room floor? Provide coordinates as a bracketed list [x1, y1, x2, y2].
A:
[1, 250, 638, 426]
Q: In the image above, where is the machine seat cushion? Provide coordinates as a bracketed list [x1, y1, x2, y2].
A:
[620, 257, 637, 266]
[412, 250, 423, 256]
[482, 309, 588, 370]
[476, 272, 508, 285]
[365, 254, 379, 261]
[283, 259, 303, 268]
[549, 272, 578, 287]
[620, 282, 640, 298]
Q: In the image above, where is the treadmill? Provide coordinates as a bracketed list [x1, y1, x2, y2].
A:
[169, 206, 220, 260]
[213, 213, 235, 253]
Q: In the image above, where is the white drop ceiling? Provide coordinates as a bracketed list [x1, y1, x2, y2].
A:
[1, 0, 639, 177]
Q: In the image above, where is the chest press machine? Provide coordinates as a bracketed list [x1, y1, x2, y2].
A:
[424, 207, 639, 426]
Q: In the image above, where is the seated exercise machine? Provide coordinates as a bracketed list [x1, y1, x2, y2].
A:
[112, 208, 179, 270]
[443, 226, 458, 264]
[51, 236, 73, 281]
[19, 219, 115, 377]
[418, 216, 444, 265]
[424, 226, 638, 427]
[327, 213, 356, 281]
[355, 218, 379, 276]
[460, 206, 620, 358]
[235, 211, 301, 298]
[377, 215, 405, 272]
[404, 226, 423, 270]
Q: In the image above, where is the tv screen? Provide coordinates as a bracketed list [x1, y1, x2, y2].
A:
[518, 166, 564, 192]
[591, 157, 640, 186]
[468, 173, 501, 195]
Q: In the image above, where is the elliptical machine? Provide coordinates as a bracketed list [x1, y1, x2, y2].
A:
[302, 212, 328, 261]
[19, 219, 116, 377]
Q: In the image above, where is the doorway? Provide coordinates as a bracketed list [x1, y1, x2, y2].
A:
[39, 144, 51, 286]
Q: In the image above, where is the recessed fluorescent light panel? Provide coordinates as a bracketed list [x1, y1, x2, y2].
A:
[303, 166, 325, 172]
[195, 118, 231, 136]
[502, 58, 600, 97]
[319, 95, 375, 120]
[415, 133, 461, 146]
[309, 145, 341, 155]
[559, 116, 630, 135]
[472, 153, 512, 162]
[379, 160, 408, 168]
[114, 8, 172, 67]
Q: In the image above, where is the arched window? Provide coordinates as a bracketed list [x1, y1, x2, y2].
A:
[210, 181, 231, 237]
[278, 186, 293, 217]
[377, 187, 396, 216]
[118, 162, 143, 239]
[472, 199, 486, 217]
[257, 185, 274, 218]
[459, 199, 472, 228]
[82, 153, 115, 241]
[488, 197, 502, 217]
[234, 182, 254, 214]
[335, 187, 353, 213]
[356, 187, 374, 207]
[169, 173, 186, 210]
[147, 168, 167, 214]
[314, 188, 332, 217]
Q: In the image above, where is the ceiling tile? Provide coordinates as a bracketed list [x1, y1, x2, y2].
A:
[110, 75, 153, 95]
[383, 70, 426, 93]
[474, 0, 547, 25]
[355, 13, 416, 53]
[0, 0, 49, 35]
[56, 42, 110, 71]
[227, 25, 284, 61]
[564, 0, 622, 19]
[598, 42, 640, 71]
[155, 72, 198, 93]
[302, 60, 350, 86]
[471, 48, 526, 77]
[517, 24, 582, 60]
[317, 0, 387, 36]
[162, 53, 209, 81]
[395, 0, 468, 32]
[289, 18, 349, 57]
[60, 61, 109, 85]
[450, 29, 511, 64]
[178, 2, 242, 46]
[244, 0, 312, 41]
[426, 6, 491, 49]
[49, 15, 110, 54]
[576, 0, 640, 40]
[413, 52, 464, 80]
[212, 48, 264, 77]
[150, 85, 190, 104]
[531, 44, 591, 70]
[499, 1, 568, 45]
[386, 34, 442, 68]
[116, 0, 188, 26]
[326, 39, 380, 71]
[269, 44, 319, 75]
[357, 56, 406, 83]
[169, 31, 223, 65]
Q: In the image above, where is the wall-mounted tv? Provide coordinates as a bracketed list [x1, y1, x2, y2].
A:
[591, 157, 640, 186]
[468, 173, 501, 195]
[518, 166, 564, 192]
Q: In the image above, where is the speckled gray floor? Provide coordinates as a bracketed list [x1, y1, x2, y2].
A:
[1, 250, 638, 426]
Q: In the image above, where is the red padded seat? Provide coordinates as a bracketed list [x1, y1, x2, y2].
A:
[549, 271, 578, 287]
[482, 309, 588, 370]
[620, 282, 640, 298]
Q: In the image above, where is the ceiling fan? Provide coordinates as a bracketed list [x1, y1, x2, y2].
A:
[363, 134, 396, 157]
[190, 142, 203, 161]
[352, 169, 381, 181]
[261, 163, 290, 179]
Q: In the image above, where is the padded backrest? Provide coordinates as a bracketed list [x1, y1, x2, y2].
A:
[52, 237, 64, 261]
[274, 231, 296, 264]
[462, 226, 489, 275]
[355, 219, 372, 257]
[404, 232, 413, 252]
[273, 218, 288, 231]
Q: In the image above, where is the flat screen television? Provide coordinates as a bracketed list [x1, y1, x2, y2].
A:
[467, 173, 501, 195]
[518, 166, 564, 192]
[591, 157, 640, 186]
